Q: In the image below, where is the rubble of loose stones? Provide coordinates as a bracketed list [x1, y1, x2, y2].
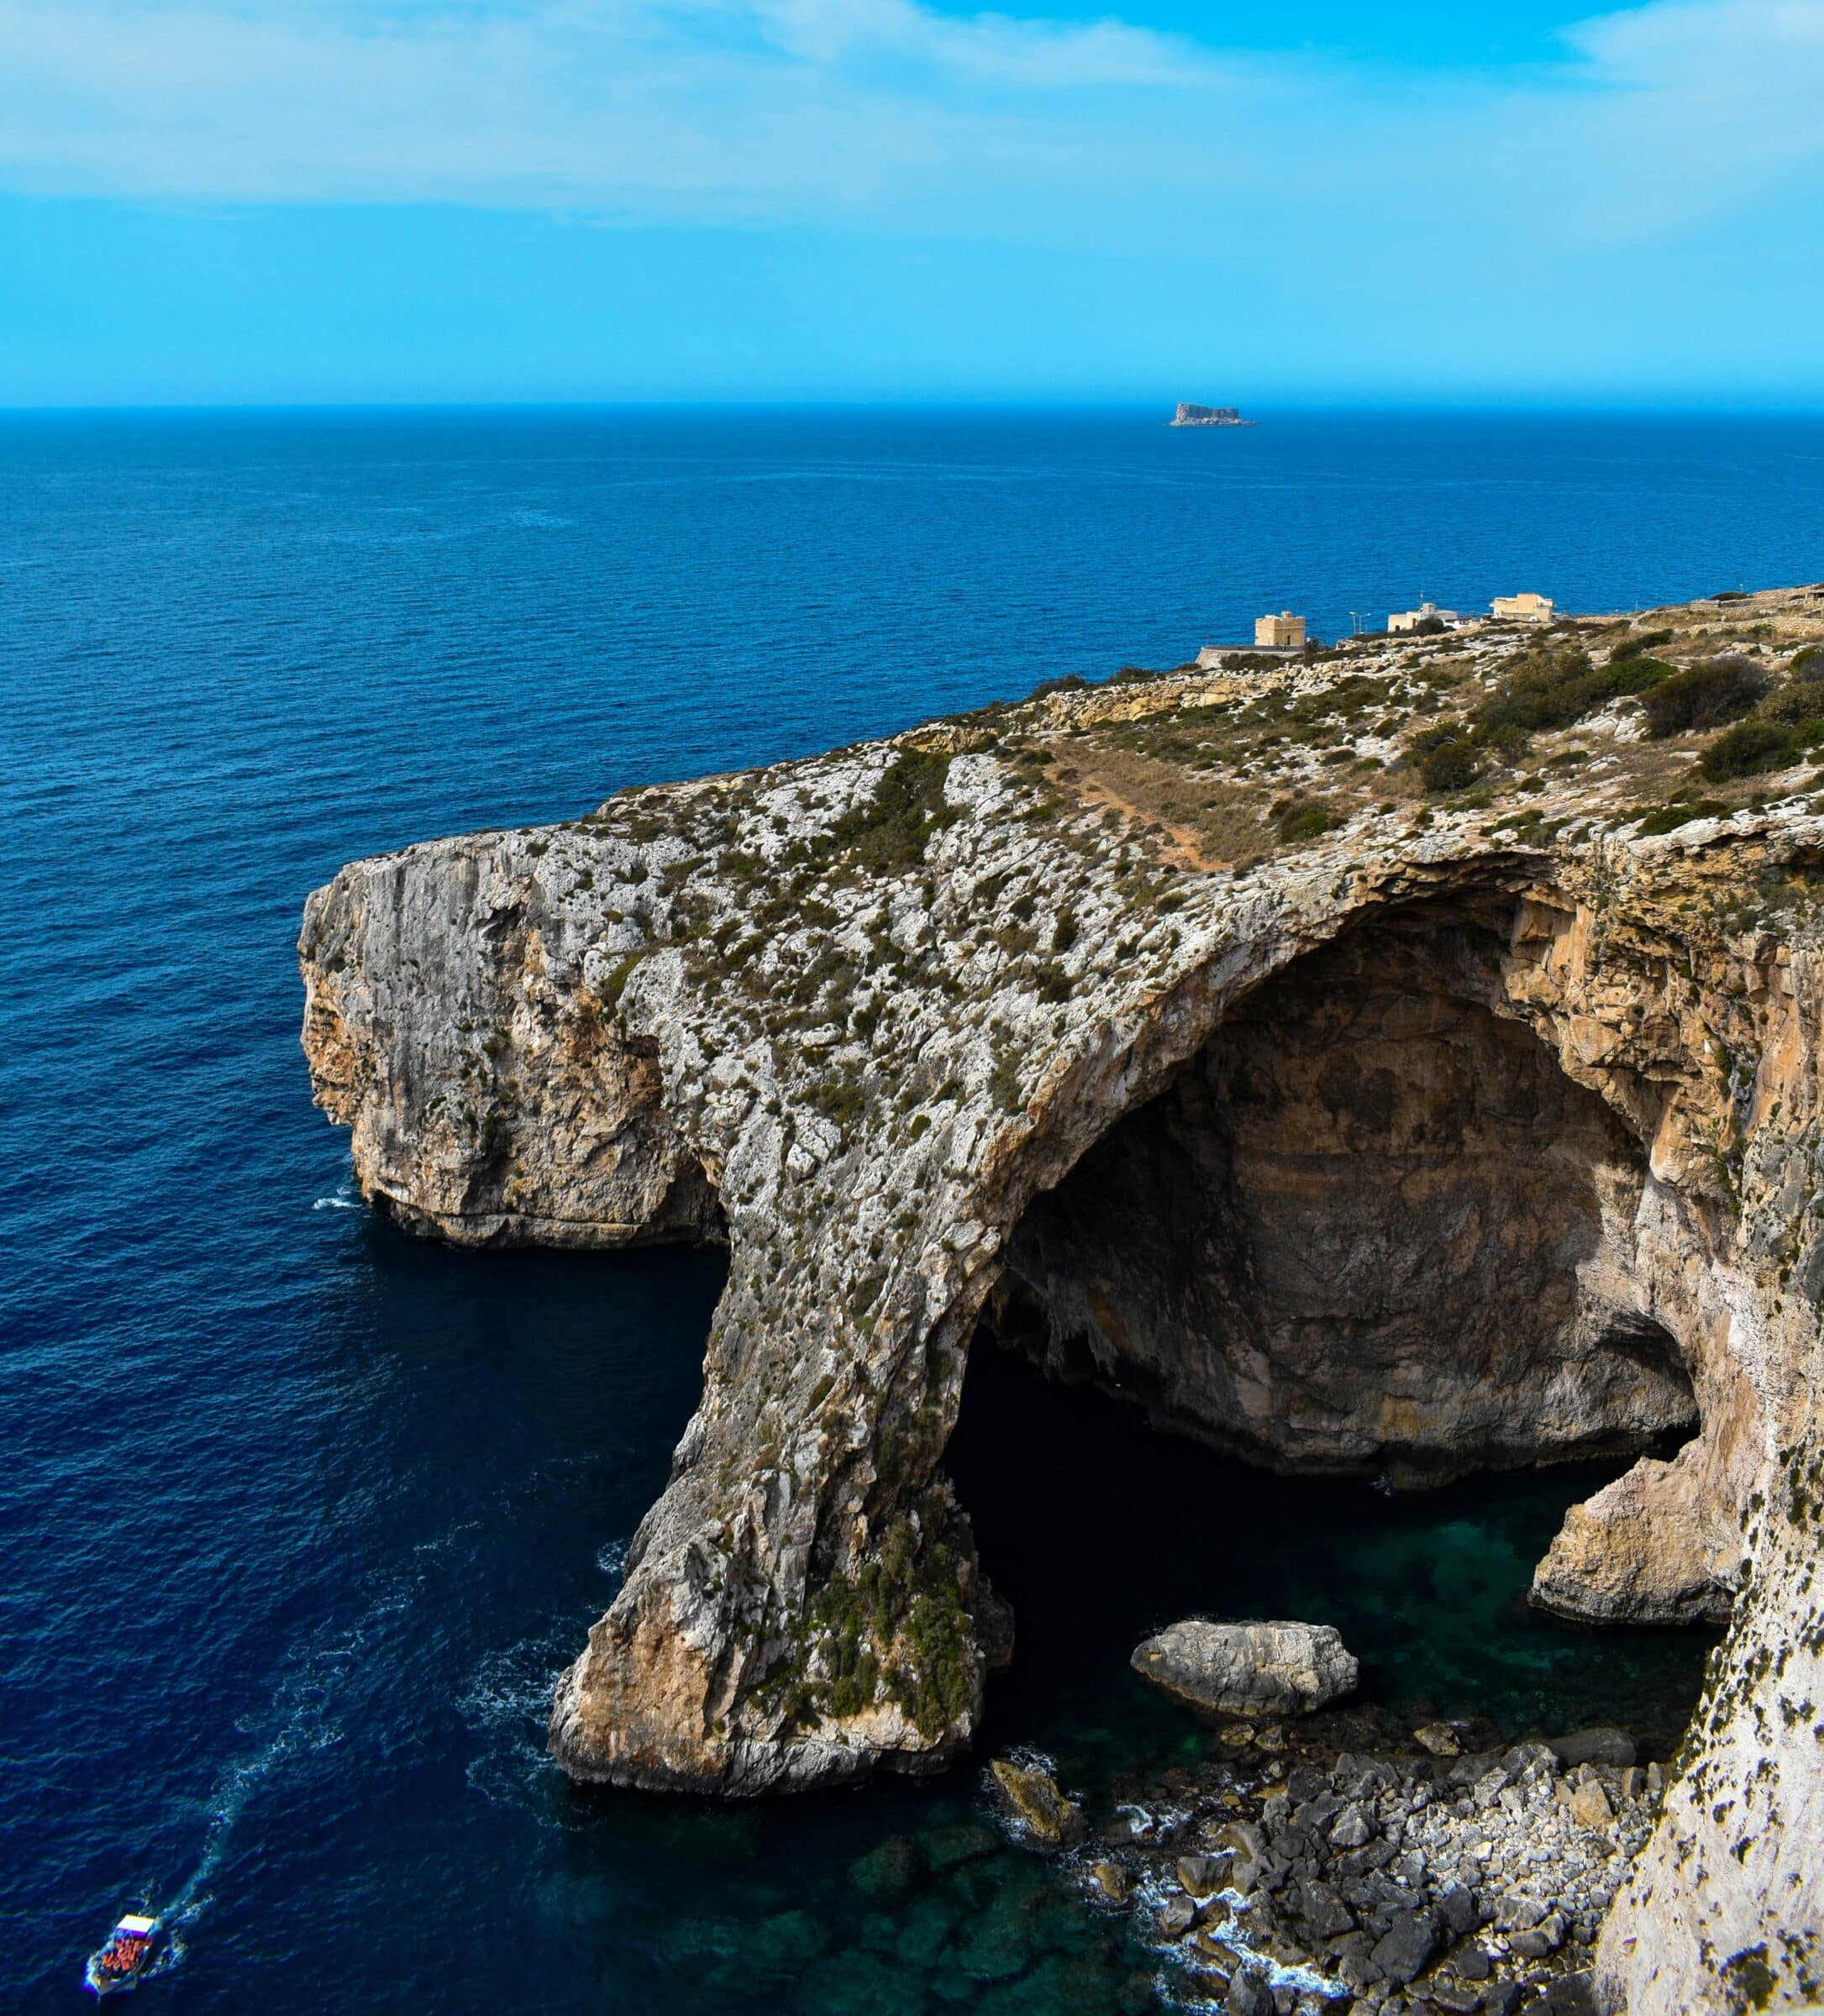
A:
[1019, 1718, 1662, 2015]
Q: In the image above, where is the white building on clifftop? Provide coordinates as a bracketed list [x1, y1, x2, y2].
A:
[1388, 601, 1464, 634]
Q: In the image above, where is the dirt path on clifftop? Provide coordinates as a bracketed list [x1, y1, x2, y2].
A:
[1067, 774, 1230, 874]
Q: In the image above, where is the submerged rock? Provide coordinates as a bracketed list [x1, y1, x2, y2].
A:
[849, 1835, 923, 1898]
[1130, 1619, 1359, 1717]
[799, 1948, 919, 2016]
[923, 1822, 997, 1871]
[975, 1950, 1125, 2016]
[745, 1908, 832, 1977]
[891, 1891, 960, 1969]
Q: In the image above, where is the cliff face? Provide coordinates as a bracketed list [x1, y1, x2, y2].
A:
[300, 834, 723, 1248]
[302, 587, 1824, 2011]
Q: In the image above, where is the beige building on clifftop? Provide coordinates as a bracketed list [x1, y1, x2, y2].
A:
[1490, 591, 1555, 623]
[1255, 611, 1306, 648]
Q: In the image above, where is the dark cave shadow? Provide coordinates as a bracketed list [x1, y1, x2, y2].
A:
[944, 1333, 1714, 1762]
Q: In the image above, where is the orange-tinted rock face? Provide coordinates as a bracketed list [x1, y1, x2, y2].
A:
[991, 906, 1697, 1488]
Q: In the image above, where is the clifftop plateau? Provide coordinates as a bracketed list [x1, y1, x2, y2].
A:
[302, 583, 1824, 2013]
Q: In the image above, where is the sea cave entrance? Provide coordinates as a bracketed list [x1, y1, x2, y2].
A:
[944, 894, 1709, 1755]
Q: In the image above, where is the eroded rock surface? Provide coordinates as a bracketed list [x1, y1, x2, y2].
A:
[1131, 1620, 1359, 1716]
[1529, 1451, 1737, 1625]
[988, 911, 1696, 1486]
[302, 584, 1824, 2009]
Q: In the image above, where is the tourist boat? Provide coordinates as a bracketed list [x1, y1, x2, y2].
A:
[84, 1913, 161, 1997]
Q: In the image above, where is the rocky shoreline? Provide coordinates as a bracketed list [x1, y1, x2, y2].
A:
[991, 1708, 1662, 2016]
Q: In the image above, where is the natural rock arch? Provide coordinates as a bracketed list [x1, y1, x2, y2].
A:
[541, 869, 1747, 1806]
[301, 735, 1824, 2010]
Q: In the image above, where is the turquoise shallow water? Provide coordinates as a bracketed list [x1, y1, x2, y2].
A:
[1, 407, 1789, 2011]
[949, 1342, 1712, 1775]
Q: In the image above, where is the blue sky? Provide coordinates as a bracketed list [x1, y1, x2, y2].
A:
[3, 0, 1822, 404]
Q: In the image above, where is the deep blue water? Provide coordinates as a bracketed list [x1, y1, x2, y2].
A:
[4, 407, 1816, 2013]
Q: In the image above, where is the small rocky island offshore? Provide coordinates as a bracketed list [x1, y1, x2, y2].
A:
[301, 583, 1824, 2013]
[1171, 404, 1256, 427]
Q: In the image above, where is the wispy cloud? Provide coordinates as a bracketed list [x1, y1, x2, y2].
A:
[0, 0, 1821, 263]
[749, 0, 1221, 84]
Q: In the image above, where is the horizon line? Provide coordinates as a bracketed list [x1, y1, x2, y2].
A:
[6, 396, 1824, 419]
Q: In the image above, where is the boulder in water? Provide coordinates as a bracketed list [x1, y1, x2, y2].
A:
[1083, 1861, 1131, 1906]
[1157, 1893, 1199, 1939]
[1546, 1726, 1636, 1769]
[986, 1756, 1086, 1850]
[1129, 1619, 1359, 1716]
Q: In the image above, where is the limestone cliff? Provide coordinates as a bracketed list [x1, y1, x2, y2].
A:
[302, 585, 1824, 2010]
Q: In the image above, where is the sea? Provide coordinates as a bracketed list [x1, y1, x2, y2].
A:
[4, 407, 1820, 2013]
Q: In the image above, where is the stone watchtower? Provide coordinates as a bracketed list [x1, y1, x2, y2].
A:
[1255, 611, 1306, 649]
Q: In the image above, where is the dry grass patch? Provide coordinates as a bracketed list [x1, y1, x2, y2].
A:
[1056, 743, 1274, 866]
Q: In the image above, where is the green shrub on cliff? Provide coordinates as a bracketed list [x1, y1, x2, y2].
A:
[1474, 644, 1669, 748]
[833, 752, 959, 872]
[1758, 681, 1824, 730]
[1409, 728, 1480, 794]
[1690, 674, 1824, 780]
[808, 1072, 867, 1126]
[1272, 797, 1338, 842]
[1640, 656, 1768, 737]
[1700, 720, 1803, 782]
[791, 1511, 975, 1740]
[1634, 798, 1730, 835]
[599, 950, 644, 1007]
[1399, 645, 1667, 795]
